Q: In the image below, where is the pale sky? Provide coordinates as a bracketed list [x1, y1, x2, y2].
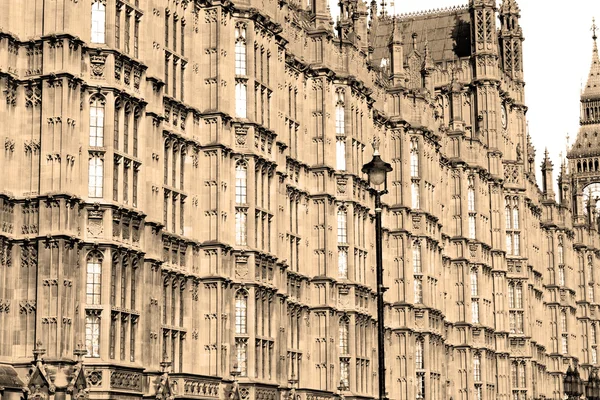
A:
[331, 0, 600, 193]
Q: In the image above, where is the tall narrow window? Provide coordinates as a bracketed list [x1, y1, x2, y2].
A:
[412, 181, 420, 209]
[165, 12, 169, 48]
[235, 339, 248, 376]
[165, 57, 170, 95]
[339, 318, 349, 354]
[235, 211, 247, 245]
[561, 310, 567, 332]
[472, 300, 479, 324]
[558, 242, 565, 265]
[337, 208, 348, 244]
[85, 314, 101, 357]
[410, 138, 419, 177]
[235, 82, 247, 118]
[508, 283, 515, 308]
[473, 353, 481, 381]
[180, 148, 185, 190]
[415, 338, 424, 369]
[130, 321, 136, 361]
[124, 10, 131, 54]
[336, 89, 345, 170]
[90, 96, 105, 147]
[113, 161, 119, 202]
[133, 113, 139, 157]
[86, 253, 102, 305]
[468, 176, 476, 239]
[114, 102, 120, 149]
[134, 16, 140, 58]
[414, 277, 423, 303]
[558, 266, 565, 286]
[336, 138, 346, 171]
[164, 142, 169, 185]
[91, 0, 106, 44]
[173, 17, 177, 53]
[413, 242, 422, 273]
[109, 318, 116, 359]
[235, 291, 247, 334]
[180, 21, 185, 56]
[235, 23, 247, 75]
[338, 248, 348, 279]
[132, 167, 138, 207]
[593, 324, 598, 345]
[235, 162, 247, 204]
[115, 5, 121, 49]
[515, 283, 522, 308]
[471, 268, 478, 297]
[123, 107, 130, 154]
[89, 157, 104, 198]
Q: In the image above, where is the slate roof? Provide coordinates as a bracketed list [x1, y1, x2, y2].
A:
[568, 37, 600, 158]
[0, 364, 25, 389]
[582, 39, 600, 100]
[370, 5, 471, 69]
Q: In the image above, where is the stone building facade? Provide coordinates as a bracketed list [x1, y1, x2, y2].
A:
[0, 0, 599, 399]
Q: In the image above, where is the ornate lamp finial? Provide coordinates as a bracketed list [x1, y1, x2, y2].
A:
[371, 136, 381, 156]
[593, 17, 598, 41]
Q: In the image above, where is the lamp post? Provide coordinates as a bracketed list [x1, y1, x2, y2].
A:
[362, 137, 392, 400]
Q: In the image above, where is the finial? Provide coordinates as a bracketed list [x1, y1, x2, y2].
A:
[593, 17, 598, 42]
[33, 340, 46, 361]
[372, 136, 381, 156]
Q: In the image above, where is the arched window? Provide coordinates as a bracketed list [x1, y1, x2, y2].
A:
[414, 277, 423, 303]
[91, 0, 106, 43]
[410, 138, 419, 177]
[89, 95, 105, 147]
[415, 338, 424, 369]
[470, 268, 478, 297]
[338, 248, 348, 279]
[339, 317, 349, 354]
[510, 362, 517, 386]
[592, 324, 597, 345]
[512, 207, 519, 229]
[473, 353, 481, 381]
[86, 252, 103, 305]
[235, 290, 248, 334]
[235, 161, 247, 204]
[234, 23, 247, 76]
[88, 156, 104, 198]
[337, 208, 347, 244]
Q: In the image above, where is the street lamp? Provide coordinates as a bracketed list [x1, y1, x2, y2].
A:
[362, 137, 392, 400]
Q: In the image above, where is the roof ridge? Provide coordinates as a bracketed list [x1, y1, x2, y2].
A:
[396, 4, 468, 20]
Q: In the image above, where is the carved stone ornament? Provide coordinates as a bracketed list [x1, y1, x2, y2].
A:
[90, 54, 107, 79]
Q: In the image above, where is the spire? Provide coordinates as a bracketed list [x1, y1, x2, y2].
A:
[541, 148, 555, 201]
[582, 18, 600, 100]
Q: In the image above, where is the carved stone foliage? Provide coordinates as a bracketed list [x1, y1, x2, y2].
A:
[109, 371, 142, 391]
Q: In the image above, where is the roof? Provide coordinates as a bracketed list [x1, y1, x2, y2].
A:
[0, 365, 25, 389]
[582, 38, 600, 100]
[568, 124, 600, 158]
[370, 5, 471, 69]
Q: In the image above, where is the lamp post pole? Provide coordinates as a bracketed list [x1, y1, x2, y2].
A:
[375, 188, 387, 400]
[361, 137, 392, 400]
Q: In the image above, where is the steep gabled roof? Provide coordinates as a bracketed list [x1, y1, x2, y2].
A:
[582, 33, 600, 100]
[370, 5, 471, 69]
